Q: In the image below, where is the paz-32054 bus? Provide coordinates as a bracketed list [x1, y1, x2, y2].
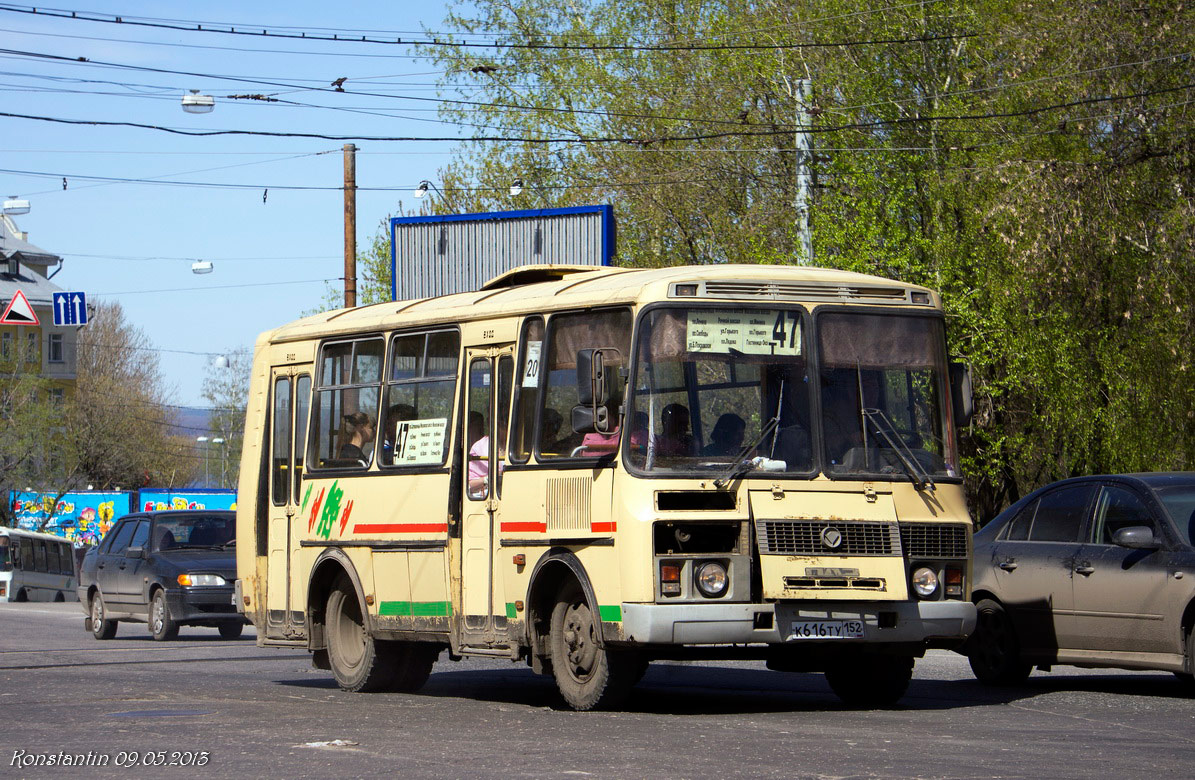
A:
[236, 264, 976, 710]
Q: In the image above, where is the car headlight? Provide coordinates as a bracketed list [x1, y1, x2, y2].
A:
[177, 573, 227, 587]
[911, 566, 939, 598]
[694, 561, 729, 598]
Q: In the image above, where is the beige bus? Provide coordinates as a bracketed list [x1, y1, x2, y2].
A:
[235, 263, 977, 710]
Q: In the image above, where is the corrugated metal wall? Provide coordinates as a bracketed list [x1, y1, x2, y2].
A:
[390, 206, 613, 301]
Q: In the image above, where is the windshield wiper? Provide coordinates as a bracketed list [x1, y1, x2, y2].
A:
[861, 408, 935, 492]
[714, 416, 783, 489]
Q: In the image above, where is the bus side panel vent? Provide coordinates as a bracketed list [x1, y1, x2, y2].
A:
[546, 477, 591, 531]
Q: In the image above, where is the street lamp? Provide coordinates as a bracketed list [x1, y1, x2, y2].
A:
[196, 436, 209, 487]
[182, 89, 215, 114]
[212, 437, 226, 489]
[3, 196, 30, 215]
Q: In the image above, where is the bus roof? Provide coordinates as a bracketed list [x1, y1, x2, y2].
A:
[0, 526, 74, 543]
[261, 263, 936, 345]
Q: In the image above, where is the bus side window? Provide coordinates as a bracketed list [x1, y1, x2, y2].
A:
[293, 374, 311, 503]
[536, 309, 632, 459]
[272, 376, 292, 504]
[45, 539, 60, 575]
[311, 338, 384, 469]
[33, 540, 47, 573]
[510, 317, 544, 463]
[380, 330, 458, 467]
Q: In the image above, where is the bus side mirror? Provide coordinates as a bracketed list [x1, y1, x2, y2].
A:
[573, 348, 623, 434]
[950, 362, 973, 427]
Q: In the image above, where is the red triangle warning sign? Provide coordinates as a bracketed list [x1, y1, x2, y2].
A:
[0, 289, 39, 325]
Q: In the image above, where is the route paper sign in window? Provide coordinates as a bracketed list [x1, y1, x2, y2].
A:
[686, 309, 801, 356]
[393, 418, 448, 465]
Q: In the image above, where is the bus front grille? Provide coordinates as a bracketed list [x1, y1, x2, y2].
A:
[899, 523, 969, 558]
[756, 520, 899, 556]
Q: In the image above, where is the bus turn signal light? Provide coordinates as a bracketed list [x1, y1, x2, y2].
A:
[661, 562, 681, 596]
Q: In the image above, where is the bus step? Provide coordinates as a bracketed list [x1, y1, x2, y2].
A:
[457, 645, 514, 658]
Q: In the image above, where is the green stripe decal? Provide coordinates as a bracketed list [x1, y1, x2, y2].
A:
[505, 602, 517, 619]
[379, 601, 453, 617]
[598, 605, 622, 622]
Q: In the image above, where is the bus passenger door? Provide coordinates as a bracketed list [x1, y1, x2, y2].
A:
[459, 347, 513, 647]
[265, 366, 312, 640]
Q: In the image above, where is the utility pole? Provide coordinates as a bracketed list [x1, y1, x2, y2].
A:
[793, 79, 813, 266]
[343, 143, 357, 308]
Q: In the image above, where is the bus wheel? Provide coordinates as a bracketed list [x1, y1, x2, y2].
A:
[151, 590, 179, 641]
[54, 592, 65, 603]
[218, 622, 244, 640]
[824, 654, 914, 707]
[15, 588, 28, 602]
[325, 576, 393, 692]
[90, 594, 118, 640]
[549, 584, 637, 711]
[386, 642, 440, 693]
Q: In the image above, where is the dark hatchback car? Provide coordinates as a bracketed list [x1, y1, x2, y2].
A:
[78, 510, 247, 641]
[964, 472, 1195, 687]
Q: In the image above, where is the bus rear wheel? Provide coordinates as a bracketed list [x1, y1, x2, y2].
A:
[824, 654, 914, 707]
[90, 594, 117, 640]
[325, 576, 394, 692]
[549, 584, 638, 711]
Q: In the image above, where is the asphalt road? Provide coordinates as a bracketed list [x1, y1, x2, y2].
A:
[1, 601, 1192, 779]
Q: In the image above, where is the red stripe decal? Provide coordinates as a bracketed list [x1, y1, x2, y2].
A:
[307, 487, 325, 533]
[352, 523, 448, 534]
[339, 499, 354, 536]
[590, 522, 617, 533]
[500, 522, 547, 533]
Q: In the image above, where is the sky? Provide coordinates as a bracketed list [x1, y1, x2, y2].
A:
[1, 0, 464, 408]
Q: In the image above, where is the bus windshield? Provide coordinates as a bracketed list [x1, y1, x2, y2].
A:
[626, 306, 958, 480]
[0, 536, 10, 571]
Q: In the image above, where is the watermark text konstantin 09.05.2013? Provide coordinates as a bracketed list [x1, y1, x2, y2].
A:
[10, 750, 211, 768]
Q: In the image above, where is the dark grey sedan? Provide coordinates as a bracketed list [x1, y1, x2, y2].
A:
[964, 472, 1195, 687]
[78, 510, 248, 641]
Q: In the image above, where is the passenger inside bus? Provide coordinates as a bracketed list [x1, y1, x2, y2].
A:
[467, 411, 489, 498]
[654, 403, 695, 457]
[338, 412, 376, 467]
[702, 413, 746, 456]
[381, 403, 417, 464]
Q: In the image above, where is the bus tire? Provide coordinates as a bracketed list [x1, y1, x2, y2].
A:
[151, 589, 180, 641]
[967, 598, 1031, 685]
[326, 576, 393, 692]
[54, 592, 65, 603]
[218, 622, 244, 640]
[549, 583, 637, 711]
[90, 594, 118, 640]
[385, 642, 440, 693]
[824, 654, 914, 707]
[15, 588, 28, 602]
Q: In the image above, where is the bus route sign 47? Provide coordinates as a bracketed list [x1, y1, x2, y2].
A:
[53, 291, 87, 326]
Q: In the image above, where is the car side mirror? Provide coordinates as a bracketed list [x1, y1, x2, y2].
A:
[1112, 526, 1158, 550]
[950, 362, 974, 427]
[573, 348, 623, 434]
[126, 546, 145, 559]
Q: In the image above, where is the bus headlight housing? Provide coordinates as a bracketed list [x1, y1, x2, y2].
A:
[911, 566, 939, 599]
[178, 573, 227, 587]
[694, 561, 729, 598]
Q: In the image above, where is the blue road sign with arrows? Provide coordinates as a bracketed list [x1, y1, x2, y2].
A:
[53, 291, 88, 326]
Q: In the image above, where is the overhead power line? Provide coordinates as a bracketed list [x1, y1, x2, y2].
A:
[0, 4, 977, 51]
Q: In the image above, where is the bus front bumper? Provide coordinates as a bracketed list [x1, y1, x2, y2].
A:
[619, 600, 976, 647]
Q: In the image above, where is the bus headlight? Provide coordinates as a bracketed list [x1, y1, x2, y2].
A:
[911, 567, 938, 598]
[178, 573, 227, 587]
[694, 561, 729, 598]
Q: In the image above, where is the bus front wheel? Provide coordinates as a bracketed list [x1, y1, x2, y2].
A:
[325, 576, 393, 692]
[90, 594, 117, 640]
[549, 584, 638, 711]
[824, 654, 914, 707]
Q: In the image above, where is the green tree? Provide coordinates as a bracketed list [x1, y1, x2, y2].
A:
[201, 349, 252, 490]
[421, 0, 1194, 520]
